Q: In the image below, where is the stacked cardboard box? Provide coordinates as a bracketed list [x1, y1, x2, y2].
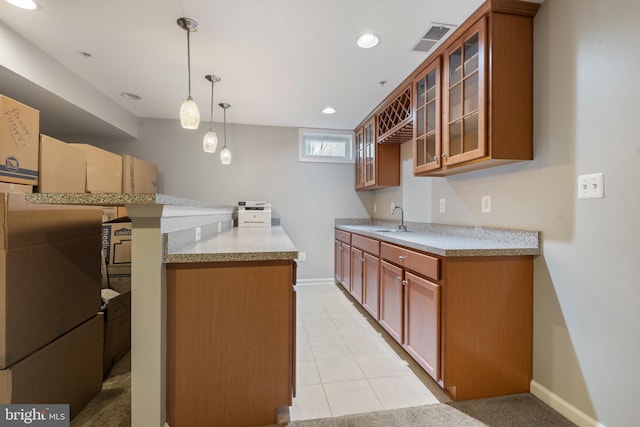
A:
[123, 154, 158, 193]
[39, 135, 86, 193]
[0, 95, 40, 187]
[100, 217, 132, 375]
[0, 192, 103, 416]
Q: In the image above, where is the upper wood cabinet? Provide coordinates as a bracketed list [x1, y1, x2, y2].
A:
[413, 57, 442, 175]
[426, 1, 538, 176]
[377, 85, 413, 144]
[354, 117, 400, 190]
[356, 0, 539, 180]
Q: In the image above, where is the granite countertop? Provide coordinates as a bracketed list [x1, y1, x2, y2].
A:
[335, 220, 541, 257]
[25, 192, 233, 210]
[165, 226, 298, 263]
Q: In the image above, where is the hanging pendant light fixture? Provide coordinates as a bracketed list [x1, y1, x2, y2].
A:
[219, 103, 232, 165]
[177, 17, 200, 129]
[203, 75, 220, 153]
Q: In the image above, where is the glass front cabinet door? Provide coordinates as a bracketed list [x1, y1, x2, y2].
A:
[413, 57, 441, 175]
[363, 118, 376, 187]
[443, 19, 486, 166]
[354, 127, 365, 189]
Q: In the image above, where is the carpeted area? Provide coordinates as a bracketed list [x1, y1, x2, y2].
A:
[71, 352, 131, 427]
[267, 394, 576, 427]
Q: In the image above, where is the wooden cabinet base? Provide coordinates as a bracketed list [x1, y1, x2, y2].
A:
[166, 260, 295, 427]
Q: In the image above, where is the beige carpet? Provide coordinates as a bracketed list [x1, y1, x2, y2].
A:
[71, 352, 131, 427]
[71, 352, 575, 427]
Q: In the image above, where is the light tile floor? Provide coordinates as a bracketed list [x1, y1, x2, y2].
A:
[290, 282, 449, 421]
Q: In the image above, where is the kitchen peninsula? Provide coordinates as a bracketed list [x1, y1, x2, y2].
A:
[25, 193, 298, 427]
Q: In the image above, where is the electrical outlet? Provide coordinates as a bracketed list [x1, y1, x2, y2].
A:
[482, 196, 491, 213]
[218, 222, 222, 232]
[439, 199, 446, 213]
[195, 227, 201, 242]
[391, 202, 396, 214]
[298, 252, 306, 262]
[373, 203, 377, 213]
[578, 173, 604, 199]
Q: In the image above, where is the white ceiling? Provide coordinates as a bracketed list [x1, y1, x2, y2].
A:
[0, 0, 490, 138]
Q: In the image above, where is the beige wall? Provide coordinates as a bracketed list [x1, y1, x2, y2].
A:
[373, 1, 640, 425]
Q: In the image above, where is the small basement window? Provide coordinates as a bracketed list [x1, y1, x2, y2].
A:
[298, 128, 354, 164]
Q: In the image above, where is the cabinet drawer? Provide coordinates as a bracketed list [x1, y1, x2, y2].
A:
[380, 242, 439, 281]
[335, 229, 351, 244]
[352, 234, 379, 256]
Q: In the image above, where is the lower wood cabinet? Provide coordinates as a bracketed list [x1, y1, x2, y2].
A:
[380, 260, 441, 382]
[380, 260, 404, 343]
[166, 260, 296, 427]
[362, 252, 380, 319]
[404, 272, 440, 381]
[350, 247, 364, 303]
[334, 238, 351, 293]
[334, 228, 533, 402]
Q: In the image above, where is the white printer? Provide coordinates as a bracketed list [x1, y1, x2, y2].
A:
[237, 201, 272, 227]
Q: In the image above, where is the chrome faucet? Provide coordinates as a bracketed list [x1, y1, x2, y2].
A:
[392, 206, 406, 231]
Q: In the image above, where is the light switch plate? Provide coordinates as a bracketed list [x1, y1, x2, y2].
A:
[578, 173, 604, 199]
[439, 199, 446, 213]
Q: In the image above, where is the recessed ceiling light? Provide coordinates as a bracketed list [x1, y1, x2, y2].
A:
[357, 33, 379, 49]
[121, 92, 141, 101]
[5, 0, 37, 10]
[322, 107, 336, 115]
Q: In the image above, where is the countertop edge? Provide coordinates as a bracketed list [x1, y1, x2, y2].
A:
[335, 221, 542, 257]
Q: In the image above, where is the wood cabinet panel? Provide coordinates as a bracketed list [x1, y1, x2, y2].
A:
[362, 252, 380, 320]
[166, 260, 295, 427]
[440, 256, 532, 400]
[404, 272, 440, 381]
[352, 234, 380, 256]
[350, 247, 364, 303]
[335, 229, 351, 244]
[380, 242, 440, 280]
[379, 260, 404, 343]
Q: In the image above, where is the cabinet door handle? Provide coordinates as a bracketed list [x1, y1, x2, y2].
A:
[434, 156, 438, 162]
[395, 276, 402, 282]
[359, 257, 365, 262]
[402, 279, 408, 286]
[398, 255, 406, 260]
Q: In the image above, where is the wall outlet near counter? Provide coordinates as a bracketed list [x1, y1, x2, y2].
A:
[195, 227, 202, 242]
[482, 195, 491, 213]
[298, 252, 306, 262]
[439, 198, 446, 213]
[218, 222, 222, 232]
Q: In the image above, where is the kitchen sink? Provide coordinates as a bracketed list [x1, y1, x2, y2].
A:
[372, 229, 410, 233]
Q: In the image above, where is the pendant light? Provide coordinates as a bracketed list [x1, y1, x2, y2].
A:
[219, 103, 232, 165]
[203, 75, 220, 153]
[177, 17, 200, 130]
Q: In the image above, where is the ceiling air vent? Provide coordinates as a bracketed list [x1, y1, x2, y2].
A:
[411, 23, 456, 53]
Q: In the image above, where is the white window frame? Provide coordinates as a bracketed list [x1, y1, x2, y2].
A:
[298, 128, 354, 164]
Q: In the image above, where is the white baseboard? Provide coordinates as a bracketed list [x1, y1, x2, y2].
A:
[295, 277, 335, 286]
[530, 380, 605, 427]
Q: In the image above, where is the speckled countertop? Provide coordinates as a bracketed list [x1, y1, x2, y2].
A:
[25, 192, 232, 209]
[335, 219, 541, 257]
[165, 226, 298, 263]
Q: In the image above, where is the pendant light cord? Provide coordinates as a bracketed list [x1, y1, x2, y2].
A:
[223, 107, 227, 146]
[187, 29, 192, 97]
[209, 80, 214, 130]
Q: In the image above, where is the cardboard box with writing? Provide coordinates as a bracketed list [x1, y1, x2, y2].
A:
[0, 95, 39, 186]
[123, 154, 158, 193]
[102, 218, 132, 293]
[0, 192, 102, 368]
[39, 135, 86, 193]
[73, 144, 122, 193]
[0, 315, 103, 420]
